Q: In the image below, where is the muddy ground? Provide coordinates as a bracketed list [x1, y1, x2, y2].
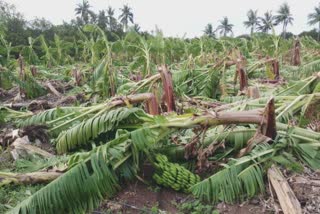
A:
[96, 165, 320, 214]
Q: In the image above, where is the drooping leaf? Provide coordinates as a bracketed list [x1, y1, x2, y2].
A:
[56, 107, 150, 153]
[190, 143, 273, 203]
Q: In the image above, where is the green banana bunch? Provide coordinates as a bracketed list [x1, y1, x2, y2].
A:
[152, 154, 201, 193]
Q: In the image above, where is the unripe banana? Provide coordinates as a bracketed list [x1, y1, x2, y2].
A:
[152, 154, 201, 193]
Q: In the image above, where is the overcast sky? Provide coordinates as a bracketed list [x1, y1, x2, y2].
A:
[5, 0, 320, 37]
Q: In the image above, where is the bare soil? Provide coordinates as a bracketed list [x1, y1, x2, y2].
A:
[96, 181, 275, 214]
[95, 165, 320, 214]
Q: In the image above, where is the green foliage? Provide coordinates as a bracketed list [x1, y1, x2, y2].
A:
[191, 143, 273, 203]
[272, 152, 303, 172]
[15, 155, 69, 173]
[313, 82, 320, 93]
[11, 126, 156, 214]
[19, 107, 80, 127]
[90, 57, 115, 97]
[17, 75, 47, 99]
[0, 107, 31, 125]
[56, 107, 149, 153]
[11, 153, 120, 214]
[173, 68, 221, 98]
[204, 126, 256, 151]
[0, 185, 44, 213]
[2, 3, 320, 213]
[189, 126, 320, 204]
[175, 199, 219, 214]
[294, 142, 320, 170]
[152, 154, 200, 193]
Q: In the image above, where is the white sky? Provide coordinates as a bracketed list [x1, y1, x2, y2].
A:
[5, 0, 320, 37]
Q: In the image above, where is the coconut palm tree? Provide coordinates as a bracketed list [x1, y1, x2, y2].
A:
[97, 10, 108, 30]
[275, 2, 294, 38]
[119, 4, 134, 32]
[216, 17, 233, 37]
[308, 3, 320, 41]
[244, 9, 259, 35]
[89, 11, 97, 24]
[258, 11, 276, 33]
[203, 23, 215, 38]
[133, 24, 141, 33]
[75, 0, 93, 25]
[106, 6, 119, 32]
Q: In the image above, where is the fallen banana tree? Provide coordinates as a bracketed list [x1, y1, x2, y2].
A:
[2, 66, 320, 213]
[3, 21, 320, 214]
[2, 66, 320, 214]
[3, 85, 320, 213]
[2, 97, 277, 213]
[0, 171, 63, 186]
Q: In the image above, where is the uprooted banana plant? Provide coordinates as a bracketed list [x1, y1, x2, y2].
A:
[2, 62, 320, 213]
[6, 91, 320, 213]
[3, 29, 320, 214]
[4, 95, 276, 212]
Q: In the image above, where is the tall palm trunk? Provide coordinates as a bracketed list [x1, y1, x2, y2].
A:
[123, 22, 128, 32]
[282, 23, 287, 39]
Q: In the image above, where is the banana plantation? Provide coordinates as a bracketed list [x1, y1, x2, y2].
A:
[1, 24, 320, 213]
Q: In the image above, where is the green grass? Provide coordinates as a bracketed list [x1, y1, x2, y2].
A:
[0, 184, 44, 213]
[173, 199, 219, 214]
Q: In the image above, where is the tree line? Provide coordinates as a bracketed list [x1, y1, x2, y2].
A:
[0, 0, 144, 47]
[204, 2, 320, 40]
[1, 0, 320, 54]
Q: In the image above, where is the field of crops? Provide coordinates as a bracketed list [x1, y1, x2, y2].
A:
[1, 24, 320, 213]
